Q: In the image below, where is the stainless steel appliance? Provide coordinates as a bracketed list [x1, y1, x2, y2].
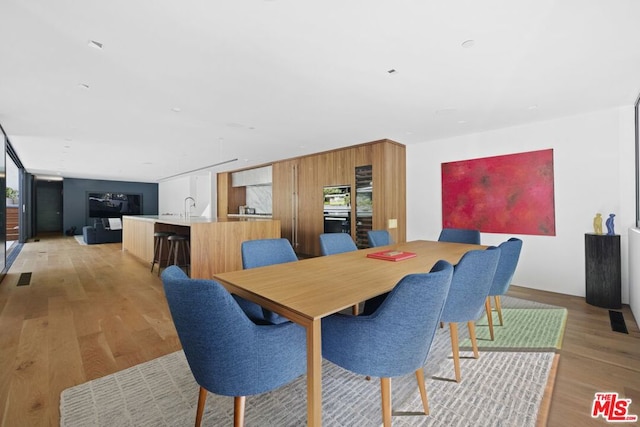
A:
[323, 185, 351, 234]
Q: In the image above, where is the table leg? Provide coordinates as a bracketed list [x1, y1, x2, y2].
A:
[307, 318, 322, 426]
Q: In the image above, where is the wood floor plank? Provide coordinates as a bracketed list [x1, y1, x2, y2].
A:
[78, 331, 120, 381]
[6, 317, 50, 427]
[0, 234, 638, 426]
[47, 296, 85, 426]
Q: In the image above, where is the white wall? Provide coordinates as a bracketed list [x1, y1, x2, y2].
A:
[159, 172, 216, 218]
[406, 106, 636, 303]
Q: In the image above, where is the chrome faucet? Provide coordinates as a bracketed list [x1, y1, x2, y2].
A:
[184, 197, 196, 218]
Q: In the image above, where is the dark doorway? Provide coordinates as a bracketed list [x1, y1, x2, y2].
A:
[36, 180, 63, 234]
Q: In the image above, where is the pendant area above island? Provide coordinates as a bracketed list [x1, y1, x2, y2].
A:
[122, 215, 281, 278]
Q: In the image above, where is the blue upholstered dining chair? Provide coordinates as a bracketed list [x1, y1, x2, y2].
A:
[319, 233, 360, 314]
[321, 261, 454, 427]
[441, 247, 500, 382]
[367, 229, 393, 247]
[319, 233, 358, 255]
[485, 237, 523, 340]
[237, 238, 298, 325]
[438, 228, 481, 244]
[161, 266, 306, 427]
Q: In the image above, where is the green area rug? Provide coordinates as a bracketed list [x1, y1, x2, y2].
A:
[460, 298, 567, 352]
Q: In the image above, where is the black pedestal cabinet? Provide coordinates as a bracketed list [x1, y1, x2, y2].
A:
[584, 233, 621, 309]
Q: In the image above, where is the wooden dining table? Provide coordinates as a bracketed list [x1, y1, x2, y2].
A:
[213, 239, 485, 426]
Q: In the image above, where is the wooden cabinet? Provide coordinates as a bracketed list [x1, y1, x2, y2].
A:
[272, 159, 298, 250]
[369, 140, 406, 246]
[217, 172, 246, 218]
[220, 138, 406, 257]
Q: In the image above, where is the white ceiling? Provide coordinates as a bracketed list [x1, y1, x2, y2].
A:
[1, 0, 639, 183]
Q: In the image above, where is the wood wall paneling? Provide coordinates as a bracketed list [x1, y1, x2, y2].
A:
[216, 173, 247, 217]
[216, 173, 229, 218]
[296, 155, 322, 256]
[222, 138, 406, 257]
[272, 159, 298, 247]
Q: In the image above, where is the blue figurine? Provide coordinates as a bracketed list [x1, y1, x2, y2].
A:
[606, 213, 615, 235]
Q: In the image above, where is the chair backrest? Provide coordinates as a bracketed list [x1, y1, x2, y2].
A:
[323, 260, 454, 378]
[319, 233, 358, 255]
[441, 247, 500, 323]
[438, 228, 481, 244]
[488, 237, 523, 296]
[161, 266, 305, 396]
[367, 230, 393, 247]
[241, 238, 297, 269]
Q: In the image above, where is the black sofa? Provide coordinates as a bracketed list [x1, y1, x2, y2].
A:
[82, 218, 122, 244]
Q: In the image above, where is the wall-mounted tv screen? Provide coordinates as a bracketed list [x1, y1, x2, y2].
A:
[88, 192, 142, 218]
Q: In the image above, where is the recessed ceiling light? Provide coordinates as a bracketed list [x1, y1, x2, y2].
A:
[88, 40, 103, 50]
[171, 107, 182, 112]
[461, 40, 475, 48]
[457, 120, 467, 124]
[528, 105, 539, 110]
[78, 83, 90, 89]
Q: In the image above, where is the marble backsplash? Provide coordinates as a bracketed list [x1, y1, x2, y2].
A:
[246, 185, 272, 214]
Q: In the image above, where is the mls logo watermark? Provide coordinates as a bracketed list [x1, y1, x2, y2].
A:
[592, 392, 638, 422]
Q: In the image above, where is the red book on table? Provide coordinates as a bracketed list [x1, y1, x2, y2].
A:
[366, 250, 417, 262]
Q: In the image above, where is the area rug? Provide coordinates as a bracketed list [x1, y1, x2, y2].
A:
[461, 296, 567, 351]
[60, 297, 564, 426]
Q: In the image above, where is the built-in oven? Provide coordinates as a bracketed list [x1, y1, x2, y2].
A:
[323, 185, 351, 234]
[323, 210, 351, 234]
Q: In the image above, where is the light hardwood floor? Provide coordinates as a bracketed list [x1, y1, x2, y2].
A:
[0, 235, 638, 426]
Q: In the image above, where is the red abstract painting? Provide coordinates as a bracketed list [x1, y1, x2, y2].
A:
[441, 149, 556, 236]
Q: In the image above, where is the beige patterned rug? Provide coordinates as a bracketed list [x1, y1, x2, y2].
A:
[60, 297, 563, 426]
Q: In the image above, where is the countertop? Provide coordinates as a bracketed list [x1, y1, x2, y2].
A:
[227, 213, 273, 219]
[122, 215, 275, 226]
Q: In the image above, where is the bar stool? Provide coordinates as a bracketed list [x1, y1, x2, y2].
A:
[167, 234, 191, 275]
[151, 231, 175, 276]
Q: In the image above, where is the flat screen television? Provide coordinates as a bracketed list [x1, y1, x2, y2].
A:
[88, 192, 142, 218]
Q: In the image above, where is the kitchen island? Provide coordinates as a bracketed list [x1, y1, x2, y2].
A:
[122, 215, 281, 278]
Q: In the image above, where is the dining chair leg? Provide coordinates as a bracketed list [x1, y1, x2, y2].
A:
[495, 296, 504, 326]
[195, 386, 207, 427]
[352, 304, 359, 315]
[415, 368, 430, 414]
[448, 322, 461, 382]
[485, 297, 495, 341]
[380, 377, 392, 427]
[234, 396, 246, 427]
[467, 321, 479, 359]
